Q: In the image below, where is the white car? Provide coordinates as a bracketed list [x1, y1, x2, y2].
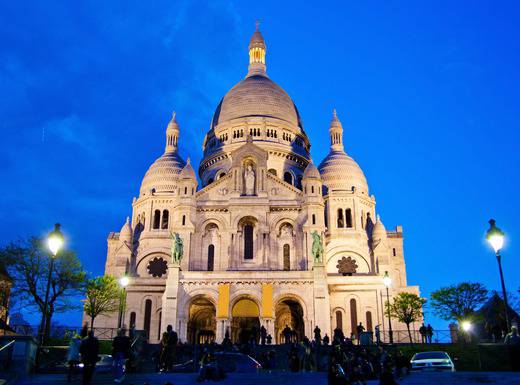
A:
[410, 351, 455, 372]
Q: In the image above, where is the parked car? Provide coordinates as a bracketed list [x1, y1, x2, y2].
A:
[410, 351, 455, 372]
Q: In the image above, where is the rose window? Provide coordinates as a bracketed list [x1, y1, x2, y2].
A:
[147, 257, 168, 278]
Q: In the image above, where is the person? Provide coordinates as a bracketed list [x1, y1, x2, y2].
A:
[356, 323, 365, 345]
[266, 334, 272, 345]
[283, 325, 292, 344]
[260, 325, 267, 345]
[323, 334, 330, 346]
[426, 324, 433, 344]
[505, 326, 520, 345]
[504, 326, 520, 371]
[374, 325, 381, 346]
[333, 327, 344, 345]
[379, 361, 398, 385]
[394, 350, 409, 380]
[112, 328, 131, 383]
[80, 331, 99, 385]
[165, 325, 178, 371]
[288, 343, 300, 372]
[66, 333, 81, 383]
[419, 323, 427, 344]
[314, 325, 322, 345]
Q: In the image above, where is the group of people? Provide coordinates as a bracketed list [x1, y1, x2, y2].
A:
[418, 323, 434, 344]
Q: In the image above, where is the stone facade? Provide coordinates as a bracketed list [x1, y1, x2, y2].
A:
[92, 26, 420, 343]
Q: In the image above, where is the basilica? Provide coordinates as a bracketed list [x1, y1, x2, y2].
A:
[97, 26, 420, 344]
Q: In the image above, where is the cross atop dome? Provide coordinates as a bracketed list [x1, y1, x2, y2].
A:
[247, 21, 267, 78]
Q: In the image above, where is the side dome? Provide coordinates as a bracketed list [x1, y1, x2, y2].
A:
[179, 158, 196, 180]
[140, 152, 186, 196]
[303, 161, 321, 179]
[211, 75, 303, 129]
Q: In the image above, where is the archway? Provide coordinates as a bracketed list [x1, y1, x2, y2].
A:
[187, 297, 216, 344]
[231, 298, 260, 344]
[275, 298, 304, 344]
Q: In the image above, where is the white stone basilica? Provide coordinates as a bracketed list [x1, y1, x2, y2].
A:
[96, 26, 420, 344]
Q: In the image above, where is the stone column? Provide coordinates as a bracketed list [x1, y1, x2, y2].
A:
[216, 318, 231, 343]
[161, 264, 180, 335]
[312, 263, 331, 336]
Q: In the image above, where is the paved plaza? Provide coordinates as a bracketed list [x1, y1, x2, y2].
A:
[17, 371, 520, 385]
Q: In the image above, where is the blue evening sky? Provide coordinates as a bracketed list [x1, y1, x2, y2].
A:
[1, 1, 519, 328]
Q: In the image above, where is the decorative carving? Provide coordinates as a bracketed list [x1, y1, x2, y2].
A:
[311, 231, 324, 263]
[147, 257, 168, 277]
[170, 232, 184, 265]
[336, 257, 358, 276]
[244, 164, 255, 195]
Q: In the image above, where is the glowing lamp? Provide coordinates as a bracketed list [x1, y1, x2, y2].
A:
[119, 276, 130, 287]
[48, 223, 64, 256]
[461, 321, 472, 332]
[383, 271, 392, 287]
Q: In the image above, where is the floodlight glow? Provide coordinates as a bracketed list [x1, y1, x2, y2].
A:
[462, 321, 472, 332]
[48, 223, 64, 256]
[383, 271, 392, 287]
[119, 276, 130, 287]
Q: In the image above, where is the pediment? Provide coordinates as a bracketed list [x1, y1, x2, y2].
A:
[266, 172, 303, 200]
[230, 140, 268, 168]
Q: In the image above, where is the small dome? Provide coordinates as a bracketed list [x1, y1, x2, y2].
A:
[303, 161, 321, 179]
[180, 158, 197, 180]
[211, 75, 302, 129]
[140, 152, 186, 196]
[372, 215, 387, 240]
[119, 217, 132, 243]
[318, 151, 368, 193]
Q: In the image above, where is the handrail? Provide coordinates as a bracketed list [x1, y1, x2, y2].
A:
[0, 339, 15, 352]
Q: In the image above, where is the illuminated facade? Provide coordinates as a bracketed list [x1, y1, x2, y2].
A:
[95, 26, 420, 343]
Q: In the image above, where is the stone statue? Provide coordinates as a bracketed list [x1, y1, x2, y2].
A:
[244, 164, 255, 195]
[311, 231, 324, 263]
[170, 232, 184, 265]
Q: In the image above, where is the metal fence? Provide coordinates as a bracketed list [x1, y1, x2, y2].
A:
[378, 329, 453, 344]
[9, 325, 125, 341]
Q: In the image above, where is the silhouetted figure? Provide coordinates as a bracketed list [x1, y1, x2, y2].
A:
[333, 327, 344, 344]
[419, 323, 427, 343]
[356, 322, 365, 345]
[66, 333, 81, 383]
[112, 328, 131, 383]
[251, 326, 258, 345]
[374, 325, 381, 346]
[426, 324, 433, 344]
[323, 334, 330, 345]
[80, 331, 99, 385]
[314, 326, 321, 345]
[288, 344, 300, 372]
[260, 325, 267, 345]
[80, 323, 88, 338]
[282, 325, 292, 344]
[266, 334, 272, 345]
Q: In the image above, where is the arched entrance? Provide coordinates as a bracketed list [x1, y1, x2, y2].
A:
[187, 297, 216, 344]
[231, 298, 260, 344]
[275, 298, 305, 343]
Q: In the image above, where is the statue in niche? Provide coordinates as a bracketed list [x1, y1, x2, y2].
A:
[244, 164, 255, 195]
[280, 224, 293, 237]
[311, 231, 324, 263]
[170, 232, 184, 265]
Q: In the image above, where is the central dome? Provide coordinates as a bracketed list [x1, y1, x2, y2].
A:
[211, 74, 302, 129]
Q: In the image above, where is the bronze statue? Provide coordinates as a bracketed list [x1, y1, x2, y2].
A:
[311, 231, 324, 263]
[170, 232, 184, 264]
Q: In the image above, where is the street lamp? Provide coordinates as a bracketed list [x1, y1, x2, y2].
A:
[383, 271, 393, 344]
[486, 219, 510, 332]
[118, 276, 130, 329]
[40, 223, 64, 345]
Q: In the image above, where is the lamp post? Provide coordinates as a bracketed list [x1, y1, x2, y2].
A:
[383, 271, 393, 344]
[118, 276, 130, 329]
[486, 219, 510, 332]
[40, 223, 64, 346]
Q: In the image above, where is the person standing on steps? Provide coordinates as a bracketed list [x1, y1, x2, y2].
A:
[80, 331, 99, 385]
[112, 328, 131, 383]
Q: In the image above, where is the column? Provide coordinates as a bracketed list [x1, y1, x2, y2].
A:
[161, 264, 180, 336]
[216, 284, 230, 342]
[312, 263, 331, 336]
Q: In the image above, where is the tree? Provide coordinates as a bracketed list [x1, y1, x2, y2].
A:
[387, 292, 426, 343]
[0, 237, 86, 339]
[430, 282, 488, 322]
[84, 275, 121, 330]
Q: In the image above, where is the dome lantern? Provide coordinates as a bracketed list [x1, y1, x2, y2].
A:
[165, 111, 180, 154]
[247, 21, 267, 78]
[329, 109, 344, 151]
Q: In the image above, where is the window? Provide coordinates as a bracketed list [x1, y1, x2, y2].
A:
[244, 224, 254, 260]
[312, 214, 316, 225]
[153, 210, 161, 229]
[361, 211, 365, 229]
[182, 215, 186, 226]
[184, 187, 187, 194]
[143, 299, 152, 336]
[284, 172, 293, 185]
[336, 311, 343, 331]
[337, 209, 344, 228]
[345, 208, 352, 228]
[392, 248, 396, 256]
[161, 210, 169, 229]
[311, 186, 314, 194]
[366, 311, 373, 332]
[208, 244, 215, 271]
[129, 312, 136, 329]
[283, 244, 290, 271]
[350, 299, 357, 338]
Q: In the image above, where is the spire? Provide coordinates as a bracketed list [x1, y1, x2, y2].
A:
[247, 21, 267, 77]
[165, 110, 180, 153]
[329, 108, 344, 151]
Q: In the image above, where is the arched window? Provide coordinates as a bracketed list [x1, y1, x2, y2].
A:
[312, 214, 316, 225]
[161, 210, 169, 229]
[184, 186, 187, 194]
[311, 185, 314, 194]
[143, 299, 152, 337]
[182, 215, 186, 226]
[207, 244, 215, 271]
[336, 311, 343, 331]
[366, 311, 373, 332]
[350, 299, 357, 338]
[345, 208, 352, 228]
[361, 210, 365, 229]
[284, 172, 293, 185]
[283, 244, 290, 271]
[337, 209, 344, 228]
[244, 224, 254, 260]
[153, 210, 161, 229]
[129, 312, 136, 329]
[268, 168, 277, 176]
[392, 248, 396, 256]
[217, 171, 226, 179]
[157, 311, 162, 340]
